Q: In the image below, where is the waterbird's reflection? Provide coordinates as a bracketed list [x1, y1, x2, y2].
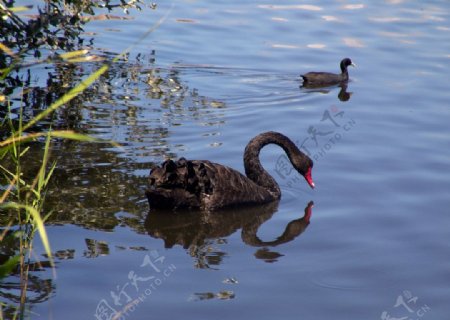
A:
[301, 83, 352, 102]
[144, 201, 314, 264]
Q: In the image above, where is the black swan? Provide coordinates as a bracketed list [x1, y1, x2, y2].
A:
[146, 131, 314, 211]
[301, 58, 356, 87]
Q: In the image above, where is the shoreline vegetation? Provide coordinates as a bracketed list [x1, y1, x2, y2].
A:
[1, 1, 163, 318]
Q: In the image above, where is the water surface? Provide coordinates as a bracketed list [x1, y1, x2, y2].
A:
[2, 0, 449, 319]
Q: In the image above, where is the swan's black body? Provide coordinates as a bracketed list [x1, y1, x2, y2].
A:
[301, 58, 355, 87]
[146, 131, 314, 211]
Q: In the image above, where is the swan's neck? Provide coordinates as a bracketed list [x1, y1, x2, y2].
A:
[243, 132, 302, 198]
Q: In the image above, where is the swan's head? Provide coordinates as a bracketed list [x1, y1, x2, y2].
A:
[293, 156, 315, 189]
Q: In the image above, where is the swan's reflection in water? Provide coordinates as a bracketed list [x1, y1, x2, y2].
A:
[144, 201, 313, 264]
[301, 83, 353, 102]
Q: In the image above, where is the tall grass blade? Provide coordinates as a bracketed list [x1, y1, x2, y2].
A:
[0, 255, 20, 279]
[0, 130, 107, 148]
[0, 203, 55, 269]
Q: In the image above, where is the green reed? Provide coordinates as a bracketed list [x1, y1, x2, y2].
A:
[0, 46, 109, 319]
[0, 10, 170, 317]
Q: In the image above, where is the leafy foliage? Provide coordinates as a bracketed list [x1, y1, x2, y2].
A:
[0, 0, 150, 68]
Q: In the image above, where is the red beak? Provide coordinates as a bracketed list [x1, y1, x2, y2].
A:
[305, 167, 315, 189]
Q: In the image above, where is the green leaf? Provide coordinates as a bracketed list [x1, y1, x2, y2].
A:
[0, 203, 54, 269]
[59, 49, 89, 60]
[0, 255, 20, 279]
[9, 6, 33, 13]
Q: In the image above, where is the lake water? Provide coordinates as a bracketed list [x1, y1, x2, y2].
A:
[2, 0, 450, 319]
